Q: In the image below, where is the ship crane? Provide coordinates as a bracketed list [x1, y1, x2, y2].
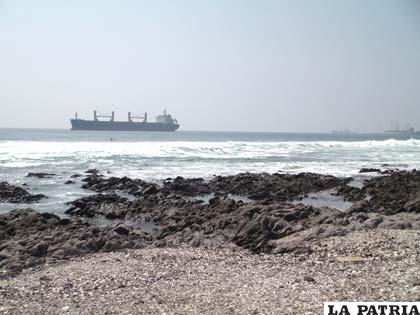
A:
[94, 110, 115, 122]
[128, 112, 147, 123]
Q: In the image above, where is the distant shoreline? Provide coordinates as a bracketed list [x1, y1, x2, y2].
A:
[2, 126, 419, 135]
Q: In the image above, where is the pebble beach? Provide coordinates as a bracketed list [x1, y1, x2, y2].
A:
[1, 229, 420, 315]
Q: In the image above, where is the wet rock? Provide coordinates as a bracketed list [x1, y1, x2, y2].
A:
[337, 185, 366, 202]
[0, 209, 148, 278]
[114, 224, 130, 236]
[348, 200, 371, 213]
[30, 241, 50, 257]
[142, 185, 158, 195]
[86, 169, 99, 174]
[65, 180, 75, 185]
[26, 172, 55, 178]
[64, 170, 420, 258]
[65, 193, 131, 218]
[359, 168, 381, 174]
[81, 174, 153, 195]
[163, 177, 207, 196]
[0, 182, 46, 203]
[160, 173, 351, 202]
[362, 170, 420, 215]
[207, 172, 351, 202]
[404, 199, 420, 213]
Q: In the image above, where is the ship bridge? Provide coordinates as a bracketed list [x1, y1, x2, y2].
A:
[156, 109, 178, 125]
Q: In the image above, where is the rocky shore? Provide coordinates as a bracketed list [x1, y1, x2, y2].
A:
[1, 169, 420, 313]
[0, 209, 149, 278]
[65, 170, 420, 253]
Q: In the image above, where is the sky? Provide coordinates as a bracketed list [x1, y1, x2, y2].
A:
[0, 0, 419, 132]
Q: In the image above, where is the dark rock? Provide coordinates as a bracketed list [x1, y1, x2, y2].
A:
[86, 169, 99, 174]
[0, 209, 148, 278]
[359, 168, 381, 174]
[114, 224, 130, 236]
[161, 172, 350, 202]
[65, 180, 75, 185]
[0, 182, 46, 203]
[29, 241, 49, 257]
[56, 170, 420, 260]
[142, 185, 158, 195]
[303, 276, 315, 283]
[362, 217, 383, 229]
[206, 172, 351, 202]
[52, 244, 82, 258]
[65, 193, 131, 218]
[26, 172, 55, 178]
[404, 199, 420, 213]
[81, 174, 152, 195]
[163, 177, 207, 196]
[337, 185, 366, 202]
[348, 200, 371, 213]
[362, 170, 420, 215]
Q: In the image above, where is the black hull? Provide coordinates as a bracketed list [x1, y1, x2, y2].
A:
[71, 119, 179, 132]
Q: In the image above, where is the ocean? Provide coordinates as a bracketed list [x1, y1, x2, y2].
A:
[1, 128, 420, 215]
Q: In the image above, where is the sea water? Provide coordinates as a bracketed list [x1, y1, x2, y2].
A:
[1, 128, 419, 215]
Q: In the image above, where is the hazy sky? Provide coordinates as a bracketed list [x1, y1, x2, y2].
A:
[1, 0, 419, 132]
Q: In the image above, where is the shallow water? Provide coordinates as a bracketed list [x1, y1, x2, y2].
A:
[292, 189, 353, 211]
[191, 193, 253, 204]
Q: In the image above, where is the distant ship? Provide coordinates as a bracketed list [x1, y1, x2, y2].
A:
[384, 124, 415, 135]
[331, 129, 353, 134]
[71, 110, 180, 132]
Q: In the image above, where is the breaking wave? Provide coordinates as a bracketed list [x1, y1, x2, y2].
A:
[1, 138, 419, 160]
[0, 138, 419, 179]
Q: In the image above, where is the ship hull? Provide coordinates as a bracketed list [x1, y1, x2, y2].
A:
[71, 119, 179, 132]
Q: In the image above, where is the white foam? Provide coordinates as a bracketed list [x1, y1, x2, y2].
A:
[1, 138, 419, 159]
[0, 139, 419, 179]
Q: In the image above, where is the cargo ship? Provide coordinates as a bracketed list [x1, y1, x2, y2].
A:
[384, 124, 415, 135]
[71, 110, 180, 132]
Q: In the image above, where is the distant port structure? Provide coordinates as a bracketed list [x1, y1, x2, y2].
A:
[71, 109, 179, 132]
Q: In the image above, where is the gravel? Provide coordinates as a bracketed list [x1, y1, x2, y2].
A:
[1, 229, 420, 315]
